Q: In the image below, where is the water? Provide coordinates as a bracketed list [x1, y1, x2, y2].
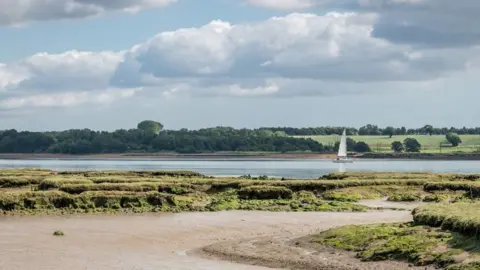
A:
[0, 158, 479, 178]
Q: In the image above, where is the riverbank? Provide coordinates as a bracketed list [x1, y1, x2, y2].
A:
[2, 152, 480, 160]
[0, 152, 337, 160]
[357, 152, 480, 160]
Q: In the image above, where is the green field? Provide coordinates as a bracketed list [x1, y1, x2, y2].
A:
[299, 134, 480, 153]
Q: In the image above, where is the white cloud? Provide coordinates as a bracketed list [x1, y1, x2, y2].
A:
[0, 88, 141, 110]
[0, 11, 478, 114]
[248, 0, 480, 48]
[247, 0, 316, 10]
[0, 0, 177, 25]
[113, 12, 467, 85]
[5, 50, 123, 93]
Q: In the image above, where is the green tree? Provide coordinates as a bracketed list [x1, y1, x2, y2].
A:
[383, 126, 395, 138]
[353, 141, 371, 152]
[137, 120, 164, 135]
[403, 138, 421, 152]
[391, 141, 404, 153]
[446, 132, 462, 147]
[334, 138, 357, 152]
[423, 125, 434, 136]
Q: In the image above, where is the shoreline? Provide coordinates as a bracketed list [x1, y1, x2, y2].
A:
[2, 152, 480, 160]
[0, 152, 338, 160]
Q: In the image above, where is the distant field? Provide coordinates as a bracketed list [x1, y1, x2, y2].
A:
[298, 134, 480, 153]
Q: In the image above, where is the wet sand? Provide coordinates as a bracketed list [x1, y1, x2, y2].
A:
[355, 198, 424, 210]
[0, 210, 414, 270]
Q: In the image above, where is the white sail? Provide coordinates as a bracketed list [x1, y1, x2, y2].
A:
[337, 129, 347, 157]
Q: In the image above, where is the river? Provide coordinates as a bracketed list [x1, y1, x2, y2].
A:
[0, 158, 479, 178]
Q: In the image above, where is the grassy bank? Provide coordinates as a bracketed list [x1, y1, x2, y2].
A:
[301, 134, 480, 153]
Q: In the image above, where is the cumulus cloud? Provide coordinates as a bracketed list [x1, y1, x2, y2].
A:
[7, 50, 124, 93]
[0, 0, 176, 25]
[112, 12, 468, 86]
[246, 0, 316, 10]
[0, 12, 477, 113]
[0, 88, 141, 110]
[248, 0, 480, 48]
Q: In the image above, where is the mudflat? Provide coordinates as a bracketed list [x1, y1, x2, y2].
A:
[0, 211, 412, 270]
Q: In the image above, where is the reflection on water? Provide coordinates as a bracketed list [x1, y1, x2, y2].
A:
[0, 158, 480, 178]
[338, 163, 346, 173]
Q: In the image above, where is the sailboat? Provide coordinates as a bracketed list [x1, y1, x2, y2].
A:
[333, 129, 354, 163]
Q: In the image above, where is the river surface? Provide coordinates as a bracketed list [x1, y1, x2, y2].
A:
[0, 158, 479, 178]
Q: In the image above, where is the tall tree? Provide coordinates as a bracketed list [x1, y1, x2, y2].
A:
[423, 125, 434, 136]
[137, 120, 164, 135]
[446, 132, 462, 147]
[383, 126, 395, 138]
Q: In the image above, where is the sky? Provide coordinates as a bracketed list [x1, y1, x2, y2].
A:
[1, 0, 480, 131]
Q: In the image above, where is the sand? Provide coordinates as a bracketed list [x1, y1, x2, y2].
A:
[0, 210, 418, 270]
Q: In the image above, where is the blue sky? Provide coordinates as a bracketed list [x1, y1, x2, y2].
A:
[1, 0, 480, 131]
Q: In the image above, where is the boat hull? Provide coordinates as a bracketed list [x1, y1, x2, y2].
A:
[332, 159, 354, 163]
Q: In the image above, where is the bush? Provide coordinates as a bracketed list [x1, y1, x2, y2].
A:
[353, 141, 371, 153]
[404, 138, 421, 152]
[391, 141, 404, 153]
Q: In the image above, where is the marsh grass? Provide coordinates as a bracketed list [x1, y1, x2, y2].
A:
[237, 186, 293, 200]
[38, 177, 93, 190]
[413, 203, 480, 238]
[0, 169, 474, 215]
[59, 183, 159, 194]
[312, 222, 480, 268]
[387, 193, 423, 202]
[322, 185, 425, 202]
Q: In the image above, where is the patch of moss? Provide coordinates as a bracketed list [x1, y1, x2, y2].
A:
[423, 194, 450, 202]
[387, 193, 422, 202]
[312, 223, 480, 268]
[53, 230, 64, 236]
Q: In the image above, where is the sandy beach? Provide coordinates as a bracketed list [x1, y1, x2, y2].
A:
[0, 210, 416, 270]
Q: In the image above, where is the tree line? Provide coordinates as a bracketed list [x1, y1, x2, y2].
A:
[0, 121, 469, 155]
[0, 121, 332, 154]
[262, 124, 480, 136]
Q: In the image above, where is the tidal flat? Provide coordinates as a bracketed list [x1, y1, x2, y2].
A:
[2, 169, 480, 269]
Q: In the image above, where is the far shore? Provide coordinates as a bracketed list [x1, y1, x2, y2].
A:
[1, 152, 480, 160]
[0, 152, 338, 160]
